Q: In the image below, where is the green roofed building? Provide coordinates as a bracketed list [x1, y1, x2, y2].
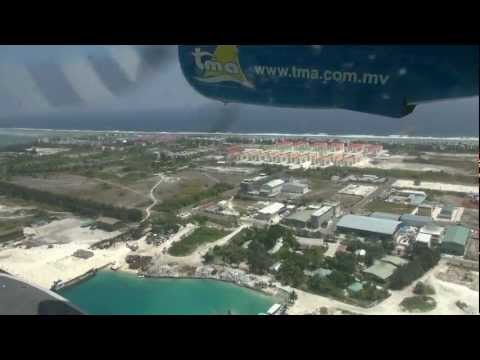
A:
[363, 261, 397, 283]
[442, 226, 470, 256]
[347, 282, 364, 293]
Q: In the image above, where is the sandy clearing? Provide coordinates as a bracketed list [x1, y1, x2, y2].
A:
[23, 218, 122, 245]
[0, 242, 131, 289]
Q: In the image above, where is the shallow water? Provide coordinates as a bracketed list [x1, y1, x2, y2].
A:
[58, 271, 275, 315]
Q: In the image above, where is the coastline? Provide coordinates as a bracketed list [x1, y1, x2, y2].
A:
[1, 127, 478, 142]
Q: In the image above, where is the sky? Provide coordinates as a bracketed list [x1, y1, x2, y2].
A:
[0, 45, 478, 137]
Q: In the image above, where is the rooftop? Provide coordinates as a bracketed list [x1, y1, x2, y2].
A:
[400, 214, 433, 225]
[370, 212, 402, 221]
[263, 179, 285, 188]
[312, 206, 333, 217]
[381, 255, 409, 267]
[443, 226, 471, 246]
[416, 232, 432, 244]
[363, 261, 397, 280]
[337, 215, 402, 235]
[286, 209, 315, 224]
[348, 282, 364, 293]
[258, 202, 285, 215]
[420, 224, 445, 236]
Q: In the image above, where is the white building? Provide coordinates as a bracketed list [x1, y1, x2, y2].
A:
[260, 179, 285, 197]
[419, 224, 444, 246]
[282, 181, 309, 195]
[415, 232, 433, 248]
[256, 202, 285, 224]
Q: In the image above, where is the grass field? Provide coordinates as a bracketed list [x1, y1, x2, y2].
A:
[365, 199, 416, 215]
[168, 227, 229, 256]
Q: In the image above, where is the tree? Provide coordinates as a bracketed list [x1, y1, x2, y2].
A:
[334, 252, 356, 274]
[276, 259, 306, 287]
[327, 271, 353, 289]
[247, 241, 273, 275]
[288, 291, 298, 304]
[389, 260, 424, 290]
[413, 281, 435, 295]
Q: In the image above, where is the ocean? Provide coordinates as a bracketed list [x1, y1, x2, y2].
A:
[57, 271, 275, 315]
[0, 97, 478, 137]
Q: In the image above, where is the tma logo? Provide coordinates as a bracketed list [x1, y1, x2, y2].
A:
[192, 46, 254, 88]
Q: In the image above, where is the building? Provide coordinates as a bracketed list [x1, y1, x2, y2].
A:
[323, 201, 342, 217]
[311, 206, 335, 228]
[370, 212, 402, 221]
[347, 282, 364, 293]
[441, 226, 471, 256]
[381, 255, 409, 267]
[284, 209, 316, 229]
[336, 215, 402, 240]
[0, 227, 24, 243]
[415, 232, 433, 248]
[96, 217, 122, 232]
[363, 261, 398, 284]
[388, 190, 427, 206]
[437, 205, 455, 221]
[260, 179, 285, 197]
[419, 224, 444, 246]
[464, 230, 479, 261]
[282, 181, 309, 195]
[339, 184, 377, 198]
[240, 175, 269, 193]
[363, 255, 408, 284]
[417, 204, 434, 217]
[399, 214, 433, 228]
[256, 202, 285, 224]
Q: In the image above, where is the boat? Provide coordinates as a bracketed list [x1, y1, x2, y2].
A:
[110, 262, 121, 271]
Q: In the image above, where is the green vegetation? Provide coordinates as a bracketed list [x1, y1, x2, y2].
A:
[413, 281, 436, 296]
[0, 135, 33, 151]
[0, 221, 21, 232]
[383, 143, 478, 155]
[403, 156, 476, 173]
[156, 182, 234, 212]
[345, 239, 387, 267]
[205, 225, 299, 272]
[400, 296, 436, 312]
[150, 213, 181, 235]
[455, 300, 468, 311]
[168, 227, 228, 256]
[389, 247, 441, 290]
[290, 165, 477, 185]
[350, 282, 389, 303]
[365, 199, 416, 215]
[0, 181, 142, 222]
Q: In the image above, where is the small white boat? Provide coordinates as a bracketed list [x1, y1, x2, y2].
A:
[110, 263, 121, 271]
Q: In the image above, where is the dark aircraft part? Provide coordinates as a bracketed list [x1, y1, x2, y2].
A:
[178, 45, 478, 118]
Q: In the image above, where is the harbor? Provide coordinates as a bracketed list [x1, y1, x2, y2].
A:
[57, 270, 277, 315]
